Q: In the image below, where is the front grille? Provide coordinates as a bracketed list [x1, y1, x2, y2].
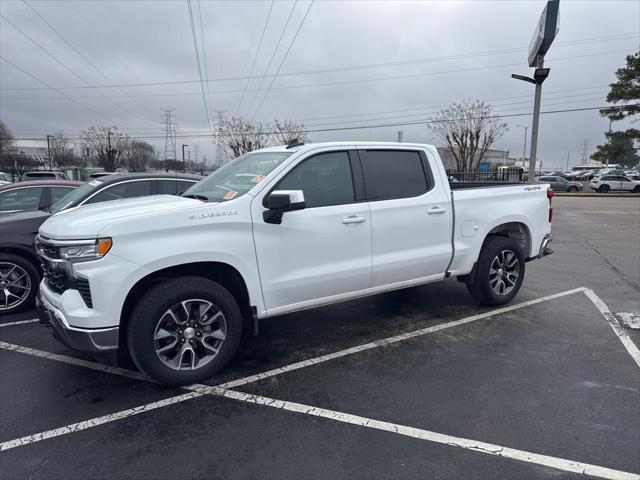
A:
[41, 262, 93, 309]
[42, 263, 69, 294]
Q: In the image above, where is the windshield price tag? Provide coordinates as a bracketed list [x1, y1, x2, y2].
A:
[223, 191, 238, 200]
[250, 175, 265, 184]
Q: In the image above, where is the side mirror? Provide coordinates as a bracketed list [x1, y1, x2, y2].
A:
[263, 190, 305, 224]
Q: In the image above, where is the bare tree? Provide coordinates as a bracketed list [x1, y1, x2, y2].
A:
[428, 100, 508, 171]
[124, 140, 155, 172]
[0, 120, 16, 159]
[219, 118, 268, 158]
[50, 132, 80, 168]
[272, 119, 309, 145]
[1, 152, 38, 179]
[82, 126, 129, 171]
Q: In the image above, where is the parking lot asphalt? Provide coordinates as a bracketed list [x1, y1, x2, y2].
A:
[1, 196, 639, 480]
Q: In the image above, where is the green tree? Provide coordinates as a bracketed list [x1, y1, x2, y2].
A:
[602, 51, 639, 121]
[591, 130, 639, 168]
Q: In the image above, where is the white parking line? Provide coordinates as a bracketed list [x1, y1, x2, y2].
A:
[0, 341, 145, 381]
[583, 289, 640, 368]
[0, 287, 587, 452]
[220, 287, 587, 389]
[0, 319, 39, 328]
[1, 286, 639, 480]
[219, 389, 640, 480]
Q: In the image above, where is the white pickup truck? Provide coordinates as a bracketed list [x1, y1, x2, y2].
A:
[36, 142, 553, 385]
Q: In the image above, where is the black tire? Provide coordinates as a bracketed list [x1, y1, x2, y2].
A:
[0, 253, 40, 314]
[599, 185, 610, 193]
[466, 236, 526, 306]
[127, 276, 243, 386]
[568, 186, 578, 193]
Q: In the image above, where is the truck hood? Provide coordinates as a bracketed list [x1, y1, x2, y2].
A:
[39, 195, 208, 239]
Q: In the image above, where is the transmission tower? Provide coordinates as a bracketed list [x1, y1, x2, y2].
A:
[161, 107, 177, 161]
[581, 140, 590, 164]
[213, 109, 226, 167]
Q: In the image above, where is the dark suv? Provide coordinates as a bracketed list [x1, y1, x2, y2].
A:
[0, 173, 202, 314]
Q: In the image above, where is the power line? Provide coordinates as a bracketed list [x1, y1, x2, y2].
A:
[243, 0, 299, 119]
[196, 0, 214, 122]
[0, 12, 137, 129]
[21, 0, 157, 128]
[250, 0, 315, 121]
[233, 0, 275, 117]
[0, 56, 120, 124]
[13, 105, 630, 141]
[2, 31, 636, 93]
[186, 0, 213, 134]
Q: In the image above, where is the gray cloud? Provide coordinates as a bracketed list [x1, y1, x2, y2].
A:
[1, 0, 638, 168]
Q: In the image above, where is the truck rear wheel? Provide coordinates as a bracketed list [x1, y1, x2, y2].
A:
[127, 276, 243, 386]
[466, 236, 525, 306]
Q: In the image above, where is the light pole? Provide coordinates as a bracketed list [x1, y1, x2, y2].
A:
[46, 134, 54, 170]
[512, 0, 559, 183]
[181, 144, 189, 172]
[516, 125, 528, 169]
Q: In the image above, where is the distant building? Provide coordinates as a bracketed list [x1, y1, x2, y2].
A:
[14, 141, 48, 164]
[436, 146, 518, 171]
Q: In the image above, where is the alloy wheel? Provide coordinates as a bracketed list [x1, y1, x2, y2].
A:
[489, 250, 520, 296]
[153, 299, 227, 371]
[0, 262, 31, 312]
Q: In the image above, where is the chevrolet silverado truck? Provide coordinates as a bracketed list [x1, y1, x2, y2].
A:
[35, 142, 553, 385]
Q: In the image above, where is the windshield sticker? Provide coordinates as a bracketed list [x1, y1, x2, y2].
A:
[88, 180, 103, 186]
[223, 191, 238, 200]
[250, 175, 265, 184]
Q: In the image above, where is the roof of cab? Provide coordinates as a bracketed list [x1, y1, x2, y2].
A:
[0, 180, 82, 192]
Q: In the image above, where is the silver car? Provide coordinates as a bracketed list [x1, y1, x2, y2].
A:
[538, 175, 583, 192]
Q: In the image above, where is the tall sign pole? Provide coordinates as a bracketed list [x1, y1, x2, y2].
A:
[511, 0, 559, 183]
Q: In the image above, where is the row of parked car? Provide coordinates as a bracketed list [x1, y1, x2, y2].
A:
[0, 172, 202, 313]
[538, 168, 640, 193]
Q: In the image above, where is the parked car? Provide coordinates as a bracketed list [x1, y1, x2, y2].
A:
[590, 175, 640, 193]
[89, 171, 121, 179]
[0, 180, 81, 214]
[0, 172, 13, 184]
[538, 175, 583, 192]
[624, 171, 640, 181]
[574, 170, 596, 181]
[23, 170, 69, 180]
[35, 142, 553, 385]
[0, 173, 201, 314]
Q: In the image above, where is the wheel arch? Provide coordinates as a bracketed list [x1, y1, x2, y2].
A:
[485, 221, 532, 258]
[0, 245, 42, 272]
[119, 261, 254, 353]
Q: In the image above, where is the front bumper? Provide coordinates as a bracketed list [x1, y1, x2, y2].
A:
[37, 294, 119, 352]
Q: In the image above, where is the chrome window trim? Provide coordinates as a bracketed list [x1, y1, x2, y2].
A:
[78, 178, 156, 206]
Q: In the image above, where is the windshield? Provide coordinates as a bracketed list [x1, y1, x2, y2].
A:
[50, 180, 101, 213]
[183, 151, 293, 202]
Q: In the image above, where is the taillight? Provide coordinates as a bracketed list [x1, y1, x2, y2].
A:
[547, 188, 554, 223]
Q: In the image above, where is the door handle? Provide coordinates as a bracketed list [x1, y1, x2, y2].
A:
[342, 215, 367, 224]
[427, 207, 446, 215]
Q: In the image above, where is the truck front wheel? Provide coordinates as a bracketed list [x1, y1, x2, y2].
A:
[466, 236, 525, 306]
[127, 276, 243, 386]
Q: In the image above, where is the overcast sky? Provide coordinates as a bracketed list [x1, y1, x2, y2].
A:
[1, 0, 638, 169]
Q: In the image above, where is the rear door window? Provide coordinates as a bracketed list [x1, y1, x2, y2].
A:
[359, 150, 430, 201]
[85, 180, 153, 204]
[0, 187, 44, 211]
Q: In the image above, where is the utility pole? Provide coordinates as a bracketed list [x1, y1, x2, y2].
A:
[182, 144, 188, 172]
[213, 109, 226, 167]
[516, 125, 528, 169]
[107, 129, 114, 171]
[46, 134, 53, 170]
[581, 140, 590, 164]
[606, 118, 613, 167]
[566, 151, 570, 170]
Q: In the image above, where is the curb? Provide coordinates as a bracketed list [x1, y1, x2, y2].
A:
[555, 192, 640, 198]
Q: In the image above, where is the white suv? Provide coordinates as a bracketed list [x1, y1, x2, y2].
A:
[590, 175, 640, 193]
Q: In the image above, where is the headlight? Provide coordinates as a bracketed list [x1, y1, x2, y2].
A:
[59, 238, 112, 262]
